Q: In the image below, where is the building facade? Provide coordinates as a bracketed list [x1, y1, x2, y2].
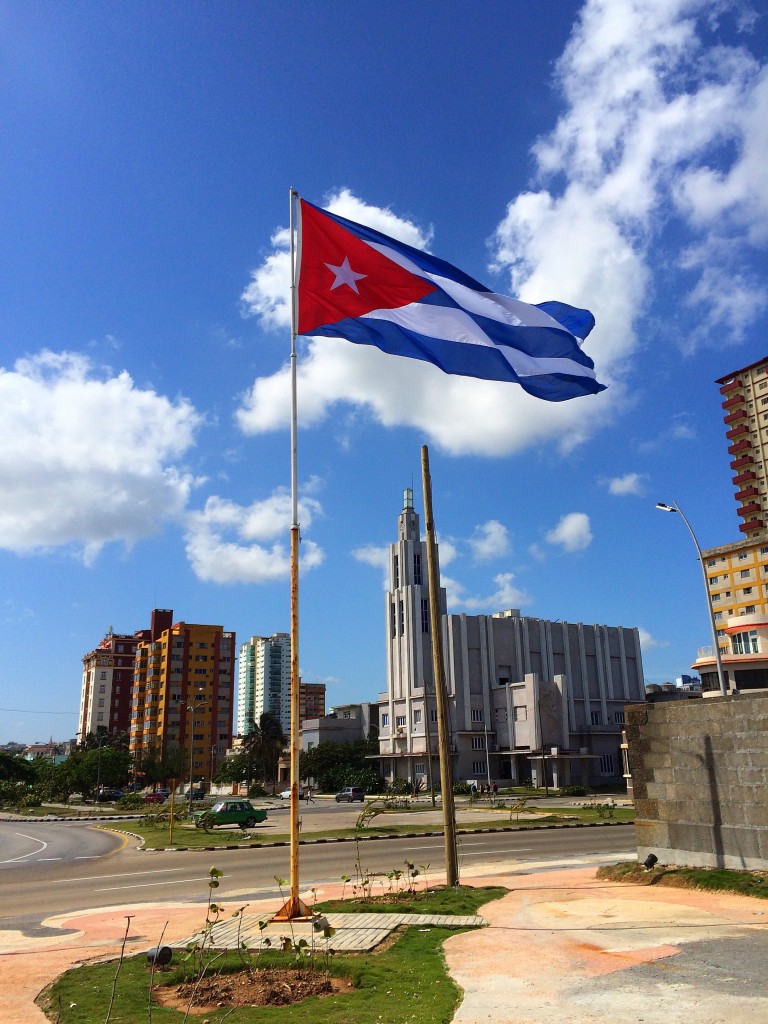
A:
[129, 609, 235, 789]
[237, 633, 292, 736]
[378, 491, 645, 788]
[691, 357, 768, 693]
[716, 356, 768, 537]
[78, 629, 140, 739]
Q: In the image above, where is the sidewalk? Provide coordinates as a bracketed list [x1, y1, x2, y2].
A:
[2, 857, 767, 1023]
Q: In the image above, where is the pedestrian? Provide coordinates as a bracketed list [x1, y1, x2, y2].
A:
[492, 781, 498, 796]
[305, 786, 313, 803]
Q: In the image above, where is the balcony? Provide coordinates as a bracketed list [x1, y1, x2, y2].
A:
[733, 470, 757, 485]
[726, 424, 749, 439]
[720, 379, 742, 395]
[738, 502, 762, 518]
[724, 409, 747, 424]
[730, 455, 754, 470]
[740, 519, 764, 533]
[736, 486, 759, 500]
[728, 439, 751, 455]
[722, 394, 745, 409]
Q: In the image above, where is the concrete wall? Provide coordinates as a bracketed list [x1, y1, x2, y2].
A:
[626, 692, 768, 870]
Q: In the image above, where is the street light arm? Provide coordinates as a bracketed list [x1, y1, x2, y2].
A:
[655, 499, 727, 696]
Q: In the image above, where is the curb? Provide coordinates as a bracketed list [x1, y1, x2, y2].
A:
[108, 817, 633, 853]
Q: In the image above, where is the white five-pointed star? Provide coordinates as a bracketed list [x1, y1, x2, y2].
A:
[324, 256, 367, 293]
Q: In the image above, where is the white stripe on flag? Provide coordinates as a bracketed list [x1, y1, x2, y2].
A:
[363, 304, 597, 381]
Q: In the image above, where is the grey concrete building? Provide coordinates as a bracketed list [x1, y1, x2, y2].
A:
[377, 490, 646, 788]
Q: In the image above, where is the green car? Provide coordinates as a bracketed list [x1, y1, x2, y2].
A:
[192, 798, 267, 830]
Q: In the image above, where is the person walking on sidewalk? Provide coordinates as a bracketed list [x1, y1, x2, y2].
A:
[305, 786, 314, 803]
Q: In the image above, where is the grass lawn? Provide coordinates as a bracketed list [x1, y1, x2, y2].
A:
[598, 860, 768, 899]
[110, 805, 633, 850]
[39, 886, 507, 1024]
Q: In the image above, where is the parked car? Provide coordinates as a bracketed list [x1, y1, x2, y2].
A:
[95, 788, 124, 802]
[335, 786, 365, 803]
[279, 788, 305, 799]
[189, 788, 206, 800]
[142, 792, 166, 804]
[192, 798, 268, 830]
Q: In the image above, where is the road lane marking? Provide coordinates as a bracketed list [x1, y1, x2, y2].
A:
[48, 867, 190, 883]
[94, 877, 212, 892]
[74, 855, 99, 859]
[1, 833, 49, 863]
[37, 857, 62, 862]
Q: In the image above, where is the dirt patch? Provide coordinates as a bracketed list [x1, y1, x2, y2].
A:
[155, 967, 354, 1013]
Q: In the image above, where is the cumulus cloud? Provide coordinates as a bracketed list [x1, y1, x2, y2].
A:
[184, 486, 324, 584]
[494, 0, 768, 362]
[0, 350, 202, 562]
[469, 520, 511, 561]
[447, 571, 530, 613]
[352, 544, 390, 588]
[545, 512, 593, 552]
[604, 472, 647, 496]
[638, 627, 669, 651]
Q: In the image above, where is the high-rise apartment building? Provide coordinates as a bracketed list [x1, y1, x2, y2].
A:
[129, 609, 235, 788]
[378, 490, 645, 787]
[299, 682, 326, 723]
[716, 356, 768, 537]
[78, 629, 140, 739]
[237, 634, 292, 735]
[691, 357, 768, 693]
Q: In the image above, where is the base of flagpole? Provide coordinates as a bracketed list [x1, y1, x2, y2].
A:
[271, 895, 313, 922]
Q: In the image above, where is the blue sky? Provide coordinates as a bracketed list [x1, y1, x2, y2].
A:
[2, 0, 767, 744]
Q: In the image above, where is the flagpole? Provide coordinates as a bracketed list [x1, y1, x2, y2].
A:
[274, 187, 310, 920]
[421, 444, 460, 887]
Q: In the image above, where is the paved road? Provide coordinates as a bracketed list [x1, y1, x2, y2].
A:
[0, 823, 636, 927]
[0, 820, 125, 867]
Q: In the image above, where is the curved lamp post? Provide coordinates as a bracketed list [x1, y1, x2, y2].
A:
[655, 501, 728, 696]
[184, 695, 209, 814]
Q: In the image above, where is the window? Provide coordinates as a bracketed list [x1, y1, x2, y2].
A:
[743, 587, 753, 595]
[614, 711, 625, 724]
[514, 706, 527, 721]
[471, 709, 483, 722]
[472, 761, 485, 775]
[732, 630, 758, 654]
[413, 709, 422, 724]
[709, 576, 719, 584]
[343, 710, 351, 719]
[761, 546, 768, 555]
[398, 599, 404, 636]
[98, 699, 104, 707]
[738, 552, 749, 560]
[745, 605, 756, 614]
[712, 593, 720, 601]
[421, 598, 430, 633]
[498, 665, 511, 685]
[382, 713, 390, 727]
[599, 754, 615, 775]
[430, 708, 438, 723]
[393, 554, 399, 589]
[471, 736, 486, 750]
[591, 710, 602, 725]
[740, 569, 751, 578]
[99, 684, 106, 693]
[413, 552, 422, 585]
[707, 559, 717, 567]
[100, 671, 107, 680]
[414, 762, 425, 775]
[714, 611, 723, 621]
[396, 715, 407, 728]
[390, 602, 397, 639]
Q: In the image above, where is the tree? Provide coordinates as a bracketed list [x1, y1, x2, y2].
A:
[214, 712, 287, 793]
[300, 737, 384, 793]
[0, 752, 36, 783]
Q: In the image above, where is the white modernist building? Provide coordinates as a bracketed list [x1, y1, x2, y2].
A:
[377, 490, 646, 788]
[237, 633, 292, 736]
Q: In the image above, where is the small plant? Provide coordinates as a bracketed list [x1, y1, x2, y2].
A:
[509, 798, 528, 822]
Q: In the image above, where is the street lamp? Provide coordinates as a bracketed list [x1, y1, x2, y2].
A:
[655, 500, 728, 696]
[184, 694, 209, 814]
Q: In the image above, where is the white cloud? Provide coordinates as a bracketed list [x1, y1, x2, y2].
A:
[352, 544, 389, 588]
[545, 512, 593, 552]
[604, 472, 647, 496]
[447, 572, 530, 613]
[638, 413, 696, 452]
[184, 486, 324, 584]
[469, 520, 511, 562]
[494, 0, 768, 364]
[638, 627, 669, 651]
[0, 350, 202, 562]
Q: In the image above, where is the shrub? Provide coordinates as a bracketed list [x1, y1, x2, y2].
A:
[558, 785, 587, 796]
[116, 793, 146, 811]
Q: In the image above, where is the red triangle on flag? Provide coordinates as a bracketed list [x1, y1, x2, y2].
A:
[297, 200, 435, 334]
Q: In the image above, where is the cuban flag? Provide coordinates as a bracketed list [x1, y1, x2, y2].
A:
[297, 199, 605, 402]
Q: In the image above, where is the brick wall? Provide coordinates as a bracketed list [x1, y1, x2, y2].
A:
[626, 692, 768, 870]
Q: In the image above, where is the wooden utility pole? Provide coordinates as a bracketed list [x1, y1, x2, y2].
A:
[421, 445, 459, 886]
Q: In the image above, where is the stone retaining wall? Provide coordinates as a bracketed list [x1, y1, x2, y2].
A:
[626, 691, 768, 870]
